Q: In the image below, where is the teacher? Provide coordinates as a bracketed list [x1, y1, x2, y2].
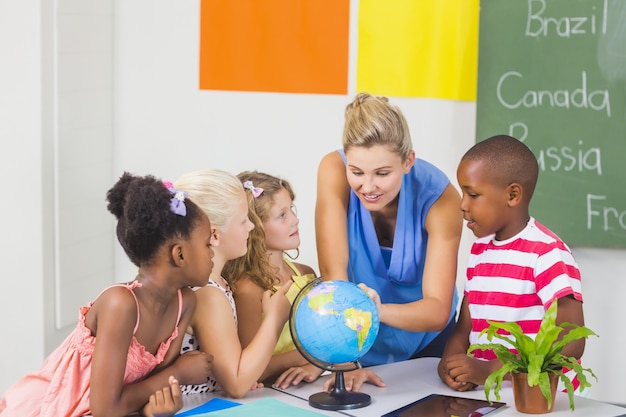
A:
[315, 93, 462, 388]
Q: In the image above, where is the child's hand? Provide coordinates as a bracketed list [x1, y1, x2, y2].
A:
[262, 281, 292, 324]
[358, 283, 381, 308]
[438, 354, 480, 392]
[141, 376, 183, 417]
[173, 350, 213, 385]
[249, 381, 264, 391]
[273, 363, 324, 389]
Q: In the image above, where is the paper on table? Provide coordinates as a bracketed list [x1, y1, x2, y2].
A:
[185, 398, 327, 416]
[174, 397, 240, 416]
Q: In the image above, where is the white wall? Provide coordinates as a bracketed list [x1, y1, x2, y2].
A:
[53, 0, 115, 339]
[0, 0, 115, 394]
[1, 0, 624, 405]
[0, 0, 46, 394]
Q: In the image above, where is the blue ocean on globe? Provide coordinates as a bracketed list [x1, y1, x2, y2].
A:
[290, 279, 380, 366]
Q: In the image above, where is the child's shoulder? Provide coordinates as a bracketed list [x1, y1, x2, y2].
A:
[92, 283, 139, 310]
[293, 262, 317, 277]
[233, 274, 266, 295]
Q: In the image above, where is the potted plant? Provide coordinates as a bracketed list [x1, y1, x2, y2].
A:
[468, 298, 598, 413]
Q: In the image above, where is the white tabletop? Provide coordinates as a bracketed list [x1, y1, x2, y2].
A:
[273, 357, 626, 417]
[181, 357, 625, 416]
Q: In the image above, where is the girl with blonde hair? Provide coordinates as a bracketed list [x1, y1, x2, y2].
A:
[222, 170, 320, 389]
[174, 169, 292, 399]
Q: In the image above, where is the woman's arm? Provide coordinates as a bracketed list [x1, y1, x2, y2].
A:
[377, 183, 462, 331]
[315, 151, 351, 281]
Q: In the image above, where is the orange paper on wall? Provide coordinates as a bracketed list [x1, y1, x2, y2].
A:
[199, 0, 350, 95]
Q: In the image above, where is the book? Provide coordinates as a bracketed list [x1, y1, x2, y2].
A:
[184, 397, 328, 417]
[174, 397, 241, 416]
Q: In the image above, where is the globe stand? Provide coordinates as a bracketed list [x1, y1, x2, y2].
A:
[308, 370, 371, 411]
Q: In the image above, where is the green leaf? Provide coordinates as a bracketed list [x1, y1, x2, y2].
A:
[535, 327, 562, 357]
[534, 300, 561, 356]
[537, 372, 554, 409]
[560, 356, 598, 391]
[527, 353, 545, 385]
[551, 326, 598, 354]
[468, 342, 522, 368]
[558, 370, 576, 411]
[483, 362, 518, 403]
[483, 321, 533, 349]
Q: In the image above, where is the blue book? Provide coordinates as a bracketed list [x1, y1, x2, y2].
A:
[196, 398, 328, 416]
[175, 398, 241, 416]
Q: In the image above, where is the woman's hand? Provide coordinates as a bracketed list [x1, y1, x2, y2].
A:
[358, 283, 381, 308]
[322, 368, 385, 393]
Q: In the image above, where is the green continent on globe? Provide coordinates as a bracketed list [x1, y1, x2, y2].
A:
[343, 308, 372, 351]
[307, 285, 339, 316]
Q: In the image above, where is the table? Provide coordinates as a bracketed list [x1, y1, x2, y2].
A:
[182, 357, 626, 416]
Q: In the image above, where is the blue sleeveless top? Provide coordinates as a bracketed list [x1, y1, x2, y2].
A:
[339, 150, 458, 366]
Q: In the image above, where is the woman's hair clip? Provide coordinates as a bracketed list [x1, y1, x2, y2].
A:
[243, 180, 264, 198]
[163, 181, 188, 216]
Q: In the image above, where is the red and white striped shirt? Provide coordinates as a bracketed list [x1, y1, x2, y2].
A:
[465, 218, 584, 392]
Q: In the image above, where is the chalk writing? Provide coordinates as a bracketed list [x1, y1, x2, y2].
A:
[497, 71, 611, 117]
[511, 124, 602, 175]
[526, 0, 607, 37]
[587, 194, 626, 231]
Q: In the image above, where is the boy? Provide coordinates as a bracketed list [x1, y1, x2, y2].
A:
[438, 135, 585, 394]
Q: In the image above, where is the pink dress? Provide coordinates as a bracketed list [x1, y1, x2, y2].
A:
[0, 281, 183, 417]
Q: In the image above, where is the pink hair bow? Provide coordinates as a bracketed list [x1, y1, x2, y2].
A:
[243, 180, 264, 198]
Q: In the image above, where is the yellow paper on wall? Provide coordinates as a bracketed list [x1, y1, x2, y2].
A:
[356, 0, 479, 100]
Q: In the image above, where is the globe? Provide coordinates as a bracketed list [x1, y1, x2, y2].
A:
[289, 278, 380, 410]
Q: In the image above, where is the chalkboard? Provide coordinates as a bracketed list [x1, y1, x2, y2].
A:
[476, 0, 626, 248]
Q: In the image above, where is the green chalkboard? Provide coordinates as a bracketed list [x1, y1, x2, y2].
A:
[476, 0, 626, 248]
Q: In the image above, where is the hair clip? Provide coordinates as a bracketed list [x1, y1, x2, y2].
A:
[163, 181, 188, 216]
[243, 180, 264, 198]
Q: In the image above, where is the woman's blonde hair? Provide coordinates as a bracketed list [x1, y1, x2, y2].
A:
[342, 92, 413, 161]
[222, 171, 295, 291]
[173, 168, 245, 232]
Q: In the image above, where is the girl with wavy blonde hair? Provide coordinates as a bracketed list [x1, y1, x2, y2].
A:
[223, 170, 321, 389]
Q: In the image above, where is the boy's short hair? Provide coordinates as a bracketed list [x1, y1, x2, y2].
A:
[462, 135, 539, 200]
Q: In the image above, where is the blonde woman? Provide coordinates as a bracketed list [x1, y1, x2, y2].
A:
[315, 93, 463, 391]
